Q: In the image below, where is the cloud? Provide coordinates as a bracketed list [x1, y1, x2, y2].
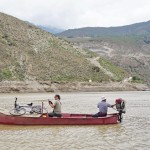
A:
[0, 0, 150, 29]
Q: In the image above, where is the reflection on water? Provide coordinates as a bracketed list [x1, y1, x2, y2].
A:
[0, 92, 150, 150]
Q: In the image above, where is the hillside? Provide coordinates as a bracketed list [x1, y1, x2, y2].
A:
[0, 12, 103, 82]
[0, 12, 130, 86]
[57, 21, 150, 84]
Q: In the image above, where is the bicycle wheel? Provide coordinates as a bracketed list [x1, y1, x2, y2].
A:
[32, 106, 42, 114]
[9, 108, 26, 116]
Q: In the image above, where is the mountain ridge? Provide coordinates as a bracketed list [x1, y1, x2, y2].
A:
[58, 20, 150, 37]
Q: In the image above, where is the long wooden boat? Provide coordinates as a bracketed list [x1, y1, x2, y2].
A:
[0, 112, 119, 125]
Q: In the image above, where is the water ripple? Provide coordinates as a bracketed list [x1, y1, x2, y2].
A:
[0, 92, 150, 150]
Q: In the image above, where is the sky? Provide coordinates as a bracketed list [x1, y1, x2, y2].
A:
[0, 0, 150, 29]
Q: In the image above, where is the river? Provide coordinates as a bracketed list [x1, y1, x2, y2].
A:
[0, 91, 150, 150]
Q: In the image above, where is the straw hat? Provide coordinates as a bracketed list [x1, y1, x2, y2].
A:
[101, 96, 106, 101]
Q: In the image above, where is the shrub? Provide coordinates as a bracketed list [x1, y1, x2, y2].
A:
[1, 69, 12, 80]
[132, 76, 142, 83]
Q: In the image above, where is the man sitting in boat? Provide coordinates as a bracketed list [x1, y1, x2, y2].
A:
[93, 96, 115, 117]
[48, 95, 62, 117]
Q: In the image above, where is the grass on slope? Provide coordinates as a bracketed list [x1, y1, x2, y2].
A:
[99, 57, 128, 81]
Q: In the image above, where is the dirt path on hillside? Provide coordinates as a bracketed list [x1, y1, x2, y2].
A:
[88, 57, 114, 78]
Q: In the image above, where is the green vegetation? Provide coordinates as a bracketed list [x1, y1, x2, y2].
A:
[84, 49, 97, 58]
[0, 69, 12, 80]
[132, 76, 142, 83]
[99, 57, 128, 81]
[0, 33, 16, 46]
[13, 62, 25, 80]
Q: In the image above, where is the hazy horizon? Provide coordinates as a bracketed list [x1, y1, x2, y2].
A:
[0, 0, 150, 29]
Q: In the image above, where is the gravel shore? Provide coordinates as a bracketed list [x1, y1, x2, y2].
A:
[0, 81, 148, 93]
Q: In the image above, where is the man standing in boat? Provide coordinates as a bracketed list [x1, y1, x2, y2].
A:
[48, 94, 62, 117]
[93, 97, 115, 117]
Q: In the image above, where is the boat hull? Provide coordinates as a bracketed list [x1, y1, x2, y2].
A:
[0, 113, 118, 125]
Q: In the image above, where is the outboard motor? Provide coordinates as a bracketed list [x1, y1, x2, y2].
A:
[115, 98, 126, 122]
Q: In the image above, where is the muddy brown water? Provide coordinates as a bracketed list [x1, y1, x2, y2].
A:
[0, 91, 150, 150]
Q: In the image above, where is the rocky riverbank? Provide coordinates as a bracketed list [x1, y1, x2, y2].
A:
[0, 81, 148, 93]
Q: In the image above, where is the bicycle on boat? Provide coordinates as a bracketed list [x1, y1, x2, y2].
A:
[9, 97, 44, 116]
